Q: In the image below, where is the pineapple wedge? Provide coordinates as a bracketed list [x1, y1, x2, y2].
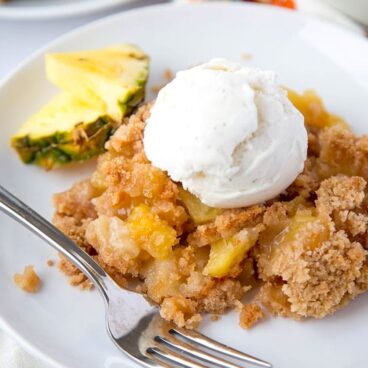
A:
[11, 93, 113, 170]
[46, 44, 149, 122]
[204, 229, 258, 278]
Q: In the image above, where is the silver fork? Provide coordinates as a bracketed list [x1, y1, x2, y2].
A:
[0, 185, 272, 368]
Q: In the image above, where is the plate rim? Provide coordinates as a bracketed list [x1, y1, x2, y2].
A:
[0, 0, 136, 20]
[1, 2, 368, 367]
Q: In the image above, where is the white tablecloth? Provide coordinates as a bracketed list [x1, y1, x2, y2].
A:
[0, 0, 364, 367]
[0, 333, 47, 368]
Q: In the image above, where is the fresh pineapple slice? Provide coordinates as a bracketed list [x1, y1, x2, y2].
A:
[203, 228, 258, 278]
[179, 187, 221, 224]
[11, 93, 113, 170]
[128, 204, 177, 260]
[46, 44, 149, 122]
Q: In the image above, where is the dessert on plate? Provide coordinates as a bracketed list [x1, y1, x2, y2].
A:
[12, 47, 368, 329]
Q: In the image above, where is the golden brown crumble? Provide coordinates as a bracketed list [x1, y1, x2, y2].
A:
[150, 69, 174, 95]
[210, 314, 221, 322]
[197, 279, 246, 314]
[53, 90, 368, 328]
[47, 260, 54, 267]
[255, 176, 368, 318]
[58, 256, 92, 290]
[150, 85, 161, 95]
[241, 52, 253, 60]
[13, 266, 41, 293]
[188, 206, 264, 247]
[160, 296, 202, 329]
[163, 68, 173, 82]
[257, 281, 300, 319]
[239, 303, 265, 329]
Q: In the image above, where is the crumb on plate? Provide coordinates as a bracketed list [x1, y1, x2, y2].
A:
[241, 52, 252, 60]
[13, 266, 41, 293]
[163, 68, 173, 82]
[150, 68, 174, 95]
[239, 303, 265, 329]
[47, 259, 54, 267]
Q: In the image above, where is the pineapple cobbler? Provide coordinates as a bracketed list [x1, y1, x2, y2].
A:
[12, 46, 368, 329]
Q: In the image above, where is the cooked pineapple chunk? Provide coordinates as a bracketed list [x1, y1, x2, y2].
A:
[204, 229, 258, 278]
[287, 89, 350, 130]
[128, 204, 177, 259]
[11, 93, 113, 169]
[86, 215, 141, 260]
[90, 170, 108, 192]
[281, 211, 330, 251]
[143, 252, 182, 303]
[179, 187, 221, 224]
[282, 212, 316, 242]
[46, 44, 149, 122]
[259, 210, 331, 281]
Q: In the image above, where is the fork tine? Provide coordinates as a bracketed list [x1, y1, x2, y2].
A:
[139, 355, 172, 368]
[147, 346, 208, 368]
[155, 335, 243, 368]
[170, 328, 272, 368]
[145, 355, 173, 368]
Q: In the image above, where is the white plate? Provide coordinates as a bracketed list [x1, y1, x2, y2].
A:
[1, 3, 368, 368]
[0, 0, 136, 19]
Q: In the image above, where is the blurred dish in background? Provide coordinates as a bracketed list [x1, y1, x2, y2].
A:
[0, 0, 138, 20]
[255, 0, 368, 31]
[180, 0, 366, 35]
[244, 0, 296, 9]
[322, 0, 368, 28]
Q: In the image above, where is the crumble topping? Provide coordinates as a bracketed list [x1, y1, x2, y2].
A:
[58, 256, 92, 290]
[160, 296, 202, 329]
[52, 91, 368, 328]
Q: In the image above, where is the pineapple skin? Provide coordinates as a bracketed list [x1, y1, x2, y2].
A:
[11, 92, 115, 170]
[12, 116, 113, 170]
[12, 44, 150, 169]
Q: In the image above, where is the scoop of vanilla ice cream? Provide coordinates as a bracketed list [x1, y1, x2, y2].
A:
[143, 59, 308, 208]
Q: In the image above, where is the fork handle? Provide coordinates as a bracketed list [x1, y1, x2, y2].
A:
[0, 185, 111, 302]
